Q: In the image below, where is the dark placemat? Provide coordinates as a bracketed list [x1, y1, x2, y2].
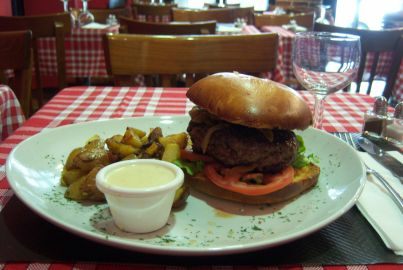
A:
[1, 195, 402, 265]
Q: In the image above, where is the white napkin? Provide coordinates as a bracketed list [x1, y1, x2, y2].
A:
[216, 23, 242, 33]
[357, 151, 403, 256]
[81, 22, 109, 29]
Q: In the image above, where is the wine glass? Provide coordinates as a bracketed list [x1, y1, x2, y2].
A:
[61, 0, 78, 28]
[61, 0, 69, 12]
[292, 32, 361, 129]
[77, 0, 94, 27]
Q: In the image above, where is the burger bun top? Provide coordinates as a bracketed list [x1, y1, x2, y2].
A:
[186, 72, 312, 130]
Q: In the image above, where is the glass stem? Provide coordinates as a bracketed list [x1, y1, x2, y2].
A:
[63, 1, 68, 12]
[313, 94, 326, 129]
[82, 0, 88, 13]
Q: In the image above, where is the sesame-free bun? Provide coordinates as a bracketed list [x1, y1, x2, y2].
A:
[186, 163, 320, 205]
[186, 72, 312, 130]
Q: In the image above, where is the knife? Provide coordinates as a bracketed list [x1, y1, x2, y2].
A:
[356, 136, 403, 180]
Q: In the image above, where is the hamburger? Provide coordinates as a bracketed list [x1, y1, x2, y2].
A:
[178, 72, 320, 205]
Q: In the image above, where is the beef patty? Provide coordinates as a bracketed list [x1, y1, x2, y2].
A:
[187, 118, 298, 173]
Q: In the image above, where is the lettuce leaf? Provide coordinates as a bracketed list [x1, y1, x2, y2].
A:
[173, 159, 204, 176]
[292, 135, 319, 168]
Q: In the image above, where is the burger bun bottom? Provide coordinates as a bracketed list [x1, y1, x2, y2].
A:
[186, 164, 320, 205]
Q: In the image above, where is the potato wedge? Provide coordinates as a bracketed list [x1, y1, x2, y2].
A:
[159, 132, 188, 149]
[61, 168, 86, 186]
[122, 127, 143, 148]
[106, 135, 139, 158]
[162, 143, 180, 162]
[172, 184, 190, 209]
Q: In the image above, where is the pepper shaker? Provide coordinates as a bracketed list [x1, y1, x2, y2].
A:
[382, 101, 403, 144]
[362, 96, 389, 138]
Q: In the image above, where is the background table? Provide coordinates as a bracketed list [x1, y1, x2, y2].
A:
[0, 85, 25, 141]
[37, 25, 119, 85]
[0, 86, 401, 269]
[260, 26, 403, 102]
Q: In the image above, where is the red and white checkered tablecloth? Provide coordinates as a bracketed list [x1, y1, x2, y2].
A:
[260, 26, 294, 83]
[137, 14, 171, 23]
[37, 25, 119, 79]
[0, 85, 25, 142]
[0, 86, 397, 270]
[260, 26, 403, 102]
[215, 24, 261, 35]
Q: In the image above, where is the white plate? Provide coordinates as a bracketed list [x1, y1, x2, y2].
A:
[6, 116, 365, 255]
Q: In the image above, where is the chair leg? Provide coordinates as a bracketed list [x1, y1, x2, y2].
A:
[33, 42, 44, 108]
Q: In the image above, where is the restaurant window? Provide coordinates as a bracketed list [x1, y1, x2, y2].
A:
[335, 0, 402, 30]
[176, 1, 269, 11]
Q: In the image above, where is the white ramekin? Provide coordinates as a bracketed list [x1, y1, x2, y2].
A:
[96, 159, 184, 233]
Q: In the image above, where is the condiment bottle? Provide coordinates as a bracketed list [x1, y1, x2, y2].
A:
[382, 102, 403, 145]
[362, 96, 389, 138]
[106, 14, 118, 26]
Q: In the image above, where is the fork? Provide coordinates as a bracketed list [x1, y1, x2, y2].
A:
[333, 132, 403, 213]
[333, 132, 361, 150]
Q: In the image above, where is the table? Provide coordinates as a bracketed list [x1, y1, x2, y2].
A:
[0, 86, 402, 269]
[260, 26, 403, 102]
[37, 25, 119, 84]
[216, 23, 261, 35]
[0, 85, 25, 142]
[36, 24, 257, 86]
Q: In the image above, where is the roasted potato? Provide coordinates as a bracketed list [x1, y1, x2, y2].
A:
[61, 168, 86, 186]
[172, 184, 190, 209]
[121, 127, 144, 148]
[162, 143, 180, 162]
[73, 147, 112, 172]
[106, 134, 139, 158]
[64, 166, 105, 202]
[159, 132, 188, 149]
[64, 147, 82, 171]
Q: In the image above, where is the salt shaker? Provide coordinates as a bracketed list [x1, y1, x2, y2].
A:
[382, 102, 403, 144]
[362, 96, 390, 138]
[106, 14, 118, 26]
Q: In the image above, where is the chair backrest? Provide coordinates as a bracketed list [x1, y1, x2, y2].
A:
[172, 7, 255, 24]
[314, 22, 403, 99]
[118, 16, 216, 35]
[386, 35, 403, 103]
[254, 12, 315, 30]
[91, 7, 132, 24]
[275, 0, 322, 9]
[0, 13, 71, 107]
[0, 31, 33, 117]
[132, 2, 177, 22]
[103, 33, 278, 87]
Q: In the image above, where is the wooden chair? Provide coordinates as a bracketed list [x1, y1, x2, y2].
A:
[0, 31, 33, 117]
[172, 7, 255, 24]
[132, 2, 177, 22]
[103, 33, 278, 87]
[118, 16, 216, 35]
[0, 13, 71, 109]
[386, 35, 403, 104]
[274, 0, 322, 11]
[91, 7, 132, 24]
[314, 22, 403, 100]
[254, 12, 315, 30]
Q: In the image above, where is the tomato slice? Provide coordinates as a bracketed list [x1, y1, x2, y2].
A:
[204, 163, 294, 196]
[180, 149, 214, 162]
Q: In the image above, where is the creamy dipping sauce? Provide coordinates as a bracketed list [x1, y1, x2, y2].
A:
[106, 163, 175, 189]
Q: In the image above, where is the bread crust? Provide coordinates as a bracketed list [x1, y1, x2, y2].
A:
[186, 72, 313, 130]
[186, 163, 320, 204]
